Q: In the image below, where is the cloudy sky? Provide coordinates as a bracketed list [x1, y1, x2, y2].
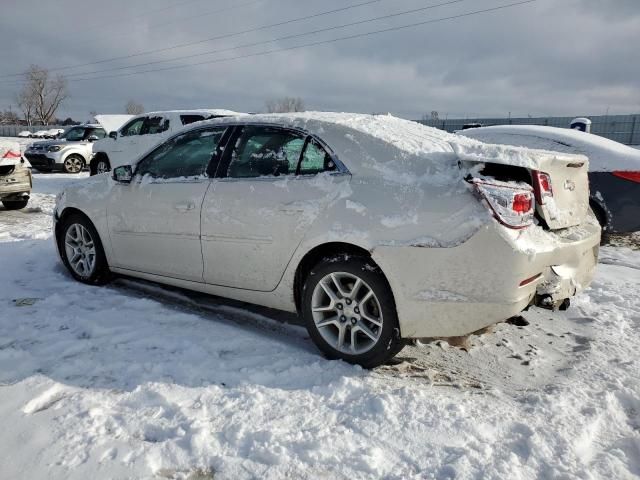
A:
[0, 0, 638, 122]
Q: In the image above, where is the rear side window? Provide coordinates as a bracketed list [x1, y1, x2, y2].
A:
[299, 139, 335, 175]
[136, 128, 226, 179]
[227, 126, 304, 178]
[141, 116, 168, 135]
[180, 115, 206, 126]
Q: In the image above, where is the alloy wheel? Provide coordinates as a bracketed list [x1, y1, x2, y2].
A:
[64, 156, 83, 173]
[311, 272, 384, 355]
[64, 223, 97, 277]
[96, 160, 109, 174]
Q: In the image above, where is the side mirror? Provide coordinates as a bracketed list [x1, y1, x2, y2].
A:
[109, 131, 118, 140]
[87, 135, 99, 142]
[112, 165, 133, 183]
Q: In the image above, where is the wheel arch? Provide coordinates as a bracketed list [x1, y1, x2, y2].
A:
[55, 207, 96, 245]
[293, 241, 394, 314]
[589, 196, 610, 230]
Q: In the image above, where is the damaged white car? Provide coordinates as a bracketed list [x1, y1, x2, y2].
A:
[0, 141, 32, 210]
[53, 113, 600, 367]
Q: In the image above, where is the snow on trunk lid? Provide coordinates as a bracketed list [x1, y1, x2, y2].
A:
[452, 141, 590, 230]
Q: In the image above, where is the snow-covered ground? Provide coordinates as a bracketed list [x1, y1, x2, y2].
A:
[0, 173, 639, 479]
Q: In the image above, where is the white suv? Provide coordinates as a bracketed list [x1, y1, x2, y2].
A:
[24, 124, 106, 173]
[90, 109, 238, 175]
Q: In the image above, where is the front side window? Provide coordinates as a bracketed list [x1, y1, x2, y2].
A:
[86, 128, 106, 140]
[121, 117, 145, 137]
[136, 128, 225, 180]
[227, 127, 304, 178]
[63, 127, 85, 141]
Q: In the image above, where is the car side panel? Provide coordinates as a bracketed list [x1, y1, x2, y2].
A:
[590, 172, 640, 233]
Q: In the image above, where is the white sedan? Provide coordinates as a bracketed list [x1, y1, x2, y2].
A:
[54, 113, 600, 366]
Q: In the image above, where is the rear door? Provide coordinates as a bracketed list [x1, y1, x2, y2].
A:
[107, 126, 226, 280]
[201, 125, 347, 291]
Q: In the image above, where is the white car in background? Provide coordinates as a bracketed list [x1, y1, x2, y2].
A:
[45, 128, 65, 139]
[33, 130, 49, 138]
[17, 131, 32, 138]
[24, 124, 107, 173]
[90, 109, 239, 175]
[54, 113, 600, 367]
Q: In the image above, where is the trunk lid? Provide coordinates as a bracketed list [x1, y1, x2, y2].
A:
[452, 141, 590, 230]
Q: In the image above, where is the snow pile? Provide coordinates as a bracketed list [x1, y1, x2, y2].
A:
[0, 174, 639, 478]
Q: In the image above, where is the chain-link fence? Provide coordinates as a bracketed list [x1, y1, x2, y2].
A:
[418, 114, 640, 145]
[0, 125, 66, 137]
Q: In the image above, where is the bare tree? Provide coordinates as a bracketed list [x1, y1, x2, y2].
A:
[16, 90, 35, 126]
[16, 65, 69, 126]
[0, 108, 19, 125]
[265, 97, 305, 113]
[125, 100, 145, 115]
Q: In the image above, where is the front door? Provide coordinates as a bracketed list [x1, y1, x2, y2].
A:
[201, 125, 347, 291]
[107, 126, 226, 281]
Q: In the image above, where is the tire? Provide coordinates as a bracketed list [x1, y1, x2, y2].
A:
[302, 255, 404, 368]
[57, 213, 111, 285]
[2, 198, 29, 210]
[590, 202, 610, 245]
[63, 154, 85, 174]
[90, 154, 110, 176]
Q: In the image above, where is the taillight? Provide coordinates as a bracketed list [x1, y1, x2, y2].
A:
[532, 171, 553, 204]
[2, 150, 21, 159]
[471, 179, 535, 229]
[612, 171, 640, 183]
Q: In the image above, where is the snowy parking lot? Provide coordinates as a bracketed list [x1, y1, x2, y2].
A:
[0, 173, 639, 479]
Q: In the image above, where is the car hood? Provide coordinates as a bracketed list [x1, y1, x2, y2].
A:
[95, 115, 134, 134]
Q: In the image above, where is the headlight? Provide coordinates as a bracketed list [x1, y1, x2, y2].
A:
[48, 145, 62, 152]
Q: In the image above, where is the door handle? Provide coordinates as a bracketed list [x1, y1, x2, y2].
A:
[174, 202, 196, 212]
[278, 201, 306, 214]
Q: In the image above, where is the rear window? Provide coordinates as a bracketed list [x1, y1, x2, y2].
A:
[180, 115, 206, 126]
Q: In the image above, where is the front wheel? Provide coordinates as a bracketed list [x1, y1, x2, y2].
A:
[2, 198, 29, 210]
[63, 154, 85, 174]
[57, 214, 111, 285]
[302, 255, 404, 368]
[90, 155, 111, 176]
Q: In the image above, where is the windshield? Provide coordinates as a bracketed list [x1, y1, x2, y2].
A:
[62, 127, 86, 142]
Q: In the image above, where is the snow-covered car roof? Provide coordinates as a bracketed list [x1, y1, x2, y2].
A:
[459, 125, 640, 172]
[200, 112, 587, 183]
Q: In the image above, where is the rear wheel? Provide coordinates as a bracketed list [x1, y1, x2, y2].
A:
[57, 214, 111, 284]
[63, 154, 84, 174]
[2, 198, 29, 210]
[302, 255, 404, 368]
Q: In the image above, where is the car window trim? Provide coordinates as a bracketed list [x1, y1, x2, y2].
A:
[215, 124, 347, 180]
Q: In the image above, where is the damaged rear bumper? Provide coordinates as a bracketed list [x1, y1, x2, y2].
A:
[372, 214, 601, 338]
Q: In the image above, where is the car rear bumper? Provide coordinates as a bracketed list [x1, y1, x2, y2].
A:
[0, 165, 32, 200]
[372, 214, 601, 338]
